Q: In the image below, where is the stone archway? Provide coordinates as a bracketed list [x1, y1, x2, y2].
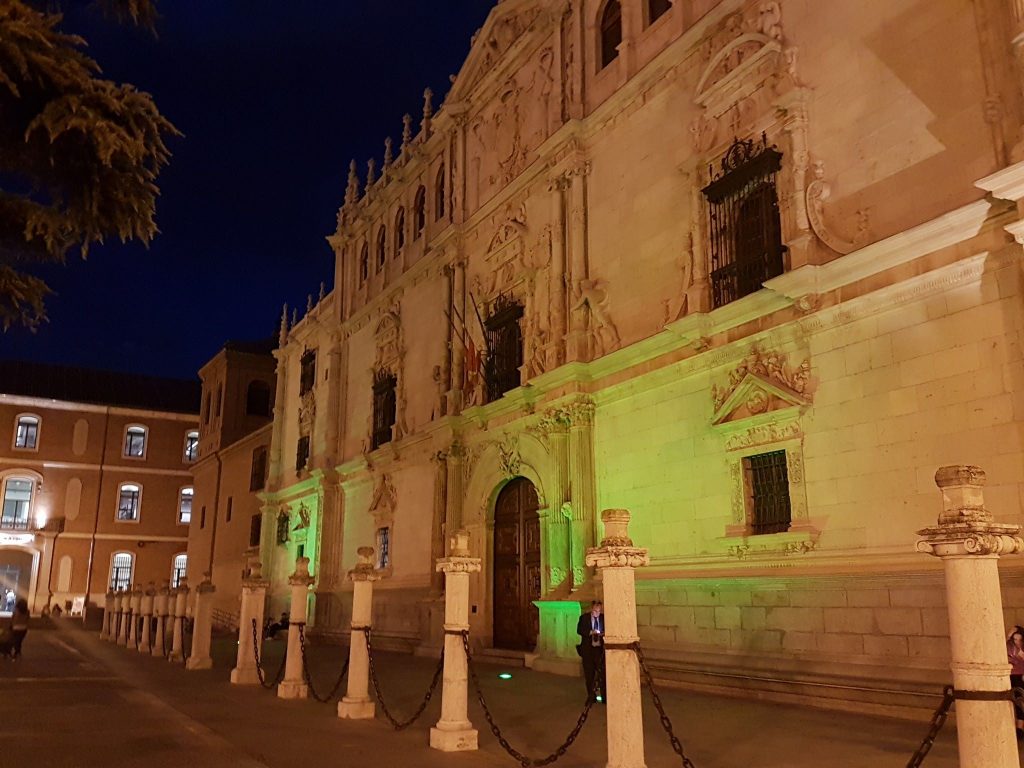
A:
[491, 476, 541, 651]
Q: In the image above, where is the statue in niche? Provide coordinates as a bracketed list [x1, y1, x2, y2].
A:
[571, 278, 620, 356]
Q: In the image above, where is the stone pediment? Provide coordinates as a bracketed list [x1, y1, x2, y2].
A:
[448, 0, 543, 101]
[711, 372, 807, 426]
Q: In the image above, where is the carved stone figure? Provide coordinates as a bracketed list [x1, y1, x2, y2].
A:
[571, 278, 620, 357]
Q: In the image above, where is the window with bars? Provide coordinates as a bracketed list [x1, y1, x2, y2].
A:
[702, 134, 785, 309]
[376, 526, 390, 570]
[171, 554, 187, 588]
[184, 431, 199, 462]
[178, 487, 193, 525]
[123, 426, 147, 458]
[299, 350, 316, 395]
[250, 446, 268, 491]
[295, 435, 310, 471]
[117, 483, 141, 522]
[483, 294, 524, 403]
[371, 370, 397, 450]
[110, 552, 133, 591]
[1, 478, 32, 530]
[743, 450, 792, 535]
[14, 415, 38, 450]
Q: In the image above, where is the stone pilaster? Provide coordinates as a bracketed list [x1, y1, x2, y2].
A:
[547, 174, 569, 369]
[338, 547, 380, 720]
[169, 580, 189, 663]
[185, 577, 216, 671]
[444, 442, 464, 553]
[567, 400, 597, 588]
[565, 160, 590, 362]
[430, 531, 481, 752]
[586, 510, 650, 768]
[917, 465, 1024, 768]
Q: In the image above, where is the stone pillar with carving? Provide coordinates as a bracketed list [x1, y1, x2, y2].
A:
[430, 530, 481, 752]
[169, 579, 189, 663]
[445, 443, 465, 552]
[586, 510, 650, 768]
[338, 547, 380, 720]
[118, 589, 132, 647]
[568, 400, 597, 587]
[778, 91, 814, 271]
[231, 557, 270, 685]
[137, 583, 155, 653]
[185, 576, 216, 671]
[127, 584, 142, 649]
[917, 465, 1023, 768]
[548, 174, 568, 369]
[151, 582, 169, 658]
[100, 591, 114, 640]
[278, 557, 315, 699]
[565, 161, 590, 363]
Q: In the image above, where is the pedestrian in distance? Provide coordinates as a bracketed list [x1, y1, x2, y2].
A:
[1008, 625, 1024, 739]
[576, 600, 606, 703]
[10, 598, 29, 660]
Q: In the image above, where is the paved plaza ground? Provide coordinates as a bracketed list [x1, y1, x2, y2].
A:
[0, 618, 971, 767]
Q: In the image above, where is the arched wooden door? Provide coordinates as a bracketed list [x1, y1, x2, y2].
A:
[492, 477, 541, 650]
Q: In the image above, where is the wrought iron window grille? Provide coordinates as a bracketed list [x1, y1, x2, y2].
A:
[371, 369, 397, 450]
[702, 133, 786, 309]
[299, 350, 317, 395]
[744, 449, 792, 535]
[483, 293, 524, 404]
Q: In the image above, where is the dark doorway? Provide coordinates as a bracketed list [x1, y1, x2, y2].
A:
[492, 477, 541, 650]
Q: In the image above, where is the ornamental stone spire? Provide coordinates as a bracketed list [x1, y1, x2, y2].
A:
[401, 114, 413, 152]
[345, 159, 359, 205]
[421, 87, 434, 139]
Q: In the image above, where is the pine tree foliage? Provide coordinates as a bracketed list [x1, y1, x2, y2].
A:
[0, 0, 177, 330]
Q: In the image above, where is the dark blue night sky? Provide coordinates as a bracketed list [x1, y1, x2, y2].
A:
[2, 1, 492, 379]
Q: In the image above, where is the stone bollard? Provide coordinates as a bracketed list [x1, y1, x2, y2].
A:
[586, 509, 650, 768]
[278, 557, 315, 699]
[231, 555, 270, 685]
[100, 591, 114, 640]
[117, 589, 131, 646]
[917, 466, 1024, 768]
[338, 546, 380, 720]
[138, 582, 155, 653]
[185, 576, 216, 671]
[151, 582, 170, 657]
[430, 530, 482, 752]
[169, 579, 189, 663]
[128, 584, 143, 649]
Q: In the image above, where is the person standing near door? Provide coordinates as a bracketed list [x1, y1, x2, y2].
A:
[576, 600, 605, 702]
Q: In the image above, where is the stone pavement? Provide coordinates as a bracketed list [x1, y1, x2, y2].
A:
[0, 617, 970, 767]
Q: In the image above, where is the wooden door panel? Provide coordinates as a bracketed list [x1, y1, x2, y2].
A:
[492, 477, 541, 651]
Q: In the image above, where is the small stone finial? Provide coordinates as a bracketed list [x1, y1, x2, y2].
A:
[345, 158, 359, 205]
[291, 308, 298, 327]
[306, 293, 313, 313]
[449, 529, 471, 557]
[366, 157, 377, 187]
[599, 508, 634, 547]
[421, 87, 434, 138]
[401, 114, 413, 151]
[278, 303, 289, 346]
[319, 281, 326, 302]
[383, 136, 394, 168]
[934, 465, 991, 526]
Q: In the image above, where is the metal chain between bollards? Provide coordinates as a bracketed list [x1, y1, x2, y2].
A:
[906, 686, 955, 767]
[297, 623, 349, 703]
[250, 618, 287, 689]
[461, 630, 596, 767]
[627, 641, 697, 768]
[363, 626, 444, 730]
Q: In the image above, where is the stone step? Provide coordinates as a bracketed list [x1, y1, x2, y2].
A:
[474, 647, 527, 667]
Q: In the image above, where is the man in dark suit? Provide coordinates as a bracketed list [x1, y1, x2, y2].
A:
[576, 600, 605, 702]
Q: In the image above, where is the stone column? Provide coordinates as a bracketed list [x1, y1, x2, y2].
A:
[231, 557, 269, 685]
[169, 580, 189, 663]
[127, 585, 142, 649]
[565, 160, 590, 363]
[138, 583, 155, 653]
[444, 443, 464, 551]
[917, 465, 1024, 768]
[185, 577, 216, 671]
[100, 591, 114, 640]
[586, 509, 650, 768]
[547, 174, 568, 370]
[430, 530, 481, 752]
[117, 590, 131, 646]
[278, 557, 315, 699]
[151, 582, 169, 657]
[568, 400, 597, 587]
[338, 546, 380, 720]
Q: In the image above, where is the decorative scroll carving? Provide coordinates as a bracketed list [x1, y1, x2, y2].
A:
[498, 434, 521, 478]
[725, 421, 802, 452]
[805, 161, 870, 255]
[712, 346, 811, 412]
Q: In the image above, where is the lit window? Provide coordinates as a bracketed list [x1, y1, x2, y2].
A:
[599, 0, 622, 69]
[178, 487, 193, 525]
[184, 431, 199, 462]
[376, 526, 390, 570]
[117, 483, 141, 522]
[1, 478, 33, 530]
[110, 552, 133, 591]
[123, 426, 147, 458]
[14, 415, 39, 450]
[171, 554, 187, 588]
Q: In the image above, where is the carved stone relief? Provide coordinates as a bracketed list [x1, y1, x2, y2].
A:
[570, 278, 620, 358]
[498, 433, 522, 477]
[712, 346, 811, 415]
[805, 160, 870, 255]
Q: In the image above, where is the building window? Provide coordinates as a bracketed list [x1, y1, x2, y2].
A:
[413, 186, 426, 238]
[371, 370, 397, 450]
[394, 207, 406, 253]
[296, 435, 310, 471]
[376, 226, 387, 270]
[14, 415, 39, 450]
[215, 384, 223, 418]
[117, 483, 141, 522]
[184, 430, 200, 462]
[647, 0, 671, 25]
[171, 554, 187, 588]
[178, 487, 193, 525]
[249, 513, 262, 547]
[702, 134, 785, 309]
[200, 505, 207, 529]
[359, 243, 369, 284]
[110, 552, 133, 591]
[226, 496, 233, 523]
[299, 350, 316, 395]
[250, 446, 268, 491]
[376, 526, 390, 570]
[483, 293, 524, 403]
[599, 0, 622, 69]
[123, 426, 147, 458]
[434, 166, 446, 221]
[246, 380, 272, 417]
[743, 450, 792, 535]
[203, 394, 211, 425]
[1, 478, 33, 531]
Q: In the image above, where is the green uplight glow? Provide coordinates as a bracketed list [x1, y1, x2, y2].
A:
[498, 673, 513, 680]
[596, 695, 603, 702]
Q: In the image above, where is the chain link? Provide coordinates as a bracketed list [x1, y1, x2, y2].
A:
[250, 618, 287, 689]
[905, 685, 954, 768]
[364, 626, 444, 730]
[461, 630, 595, 767]
[297, 624, 349, 702]
[629, 642, 697, 768]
